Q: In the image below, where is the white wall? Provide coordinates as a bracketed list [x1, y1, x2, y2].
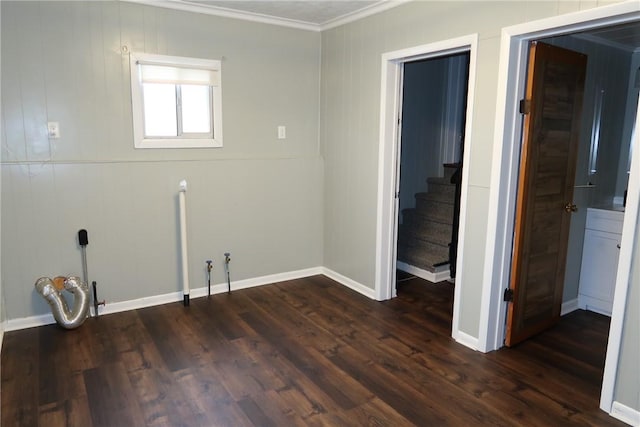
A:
[0, 1, 323, 321]
[320, 0, 618, 339]
[320, 0, 637, 416]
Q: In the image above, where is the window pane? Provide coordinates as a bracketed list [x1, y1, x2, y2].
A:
[181, 85, 211, 134]
[143, 83, 177, 137]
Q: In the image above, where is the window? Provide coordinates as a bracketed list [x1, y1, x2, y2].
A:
[130, 52, 223, 148]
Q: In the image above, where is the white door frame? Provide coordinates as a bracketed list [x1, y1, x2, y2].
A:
[375, 34, 478, 346]
[478, 1, 640, 415]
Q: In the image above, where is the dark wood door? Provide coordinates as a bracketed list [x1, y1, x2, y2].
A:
[505, 41, 587, 347]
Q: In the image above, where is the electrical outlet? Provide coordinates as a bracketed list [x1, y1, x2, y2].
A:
[47, 122, 60, 139]
[277, 125, 286, 139]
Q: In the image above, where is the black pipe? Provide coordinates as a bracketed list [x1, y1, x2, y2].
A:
[206, 260, 213, 298]
[92, 281, 105, 317]
[224, 253, 231, 293]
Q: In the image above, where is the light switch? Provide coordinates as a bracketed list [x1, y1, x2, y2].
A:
[47, 122, 60, 139]
[277, 125, 286, 139]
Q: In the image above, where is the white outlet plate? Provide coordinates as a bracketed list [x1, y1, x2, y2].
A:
[277, 125, 286, 139]
[47, 122, 60, 139]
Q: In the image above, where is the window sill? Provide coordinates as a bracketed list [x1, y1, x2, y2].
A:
[134, 138, 223, 149]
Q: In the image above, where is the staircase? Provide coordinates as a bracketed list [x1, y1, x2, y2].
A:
[397, 164, 457, 282]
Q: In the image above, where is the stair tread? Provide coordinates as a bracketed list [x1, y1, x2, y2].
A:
[412, 199, 455, 224]
[398, 225, 450, 247]
[399, 234, 449, 255]
[399, 164, 457, 274]
[415, 192, 455, 204]
[398, 250, 447, 266]
[402, 208, 453, 226]
[427, 176, 456, 186]
[397, 245, 449, 272]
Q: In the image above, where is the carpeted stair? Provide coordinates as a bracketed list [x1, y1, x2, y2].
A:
[397, 164, 457, 275]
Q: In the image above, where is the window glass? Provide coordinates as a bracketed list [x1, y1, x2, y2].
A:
[143, 83, 178, 137]
[181, 85, 211, 134]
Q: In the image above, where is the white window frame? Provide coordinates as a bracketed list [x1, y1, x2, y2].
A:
[130, 52, 223, 149]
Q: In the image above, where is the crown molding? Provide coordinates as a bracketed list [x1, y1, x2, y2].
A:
[321, 0, 412, 30]
[121, 0, 410, 32]
[123, 0, 320, 31]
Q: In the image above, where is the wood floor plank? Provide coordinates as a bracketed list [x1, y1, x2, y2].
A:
[38, 326, 87, 405]
[172, 367, 254, 427]
[1, 274, 626, 426]
[2, 328, 40, 427]
[38, 398, 93, 427]
[239, 309, 366, 410]
[237, 396, 277, 427]
[83, 362, 146, 427]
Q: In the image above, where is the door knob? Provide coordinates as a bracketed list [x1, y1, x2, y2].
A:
[564, 203, 578, 213]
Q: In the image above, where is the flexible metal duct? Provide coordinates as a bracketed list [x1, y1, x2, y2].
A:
[35, 276, 90, 329]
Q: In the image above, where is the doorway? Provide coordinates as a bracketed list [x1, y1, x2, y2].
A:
[375, 34, 478, 348]
[480, 2, 640, 416]
[396, 52, 470, 285]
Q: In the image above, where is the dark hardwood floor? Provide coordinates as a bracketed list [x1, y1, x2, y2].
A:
[2, 274, 625, 426]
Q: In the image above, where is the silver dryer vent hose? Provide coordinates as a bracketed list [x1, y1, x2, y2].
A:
[35, 276, 90, 329]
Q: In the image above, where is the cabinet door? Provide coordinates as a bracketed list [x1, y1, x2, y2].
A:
[579, 229, 620, 311]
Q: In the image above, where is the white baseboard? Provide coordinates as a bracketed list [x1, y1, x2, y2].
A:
[5, 267, 325, 332]
[453, 329, 479, 351]
[396, 261, 450, 283]
[561, 298, 579, 316]
[222, 267, 324, 292]
[578, 294, 612, 317]
[5, 313, 54, 332]
[321, 267, 377, 299]
[611, 401, 640, 426]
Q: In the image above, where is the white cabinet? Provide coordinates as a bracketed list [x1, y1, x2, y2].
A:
[578, 208, 624, 316]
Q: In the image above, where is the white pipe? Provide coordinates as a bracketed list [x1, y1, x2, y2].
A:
[179, 179, 190, 306]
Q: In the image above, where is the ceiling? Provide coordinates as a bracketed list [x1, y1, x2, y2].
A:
[186, 0, 382, 25]
[132, 1, 640, 41]
[159, 0, 396, 30]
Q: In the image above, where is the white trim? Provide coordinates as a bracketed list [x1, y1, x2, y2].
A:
[375, 34, 478, 343]
[478, 0, 640, 416]
[5, 313, 54, 332]
[5, 267, 323, 332]
[561, 298, 580, 316]
[321, 0, 412, 31]
[578, 294, 613, 317]
[122, 0, 411, 32]
[602, 90, 640, 413]
[396, 261, 450, 284]
[611, 401, 640, 426]
[220, 267, 324, 292]
[452, 329, 479, 351]
[123, 0, 320, 32]
[450, 39, 478, 352]
[375, 51, 402, 302]
[321, 268, 377, 300]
